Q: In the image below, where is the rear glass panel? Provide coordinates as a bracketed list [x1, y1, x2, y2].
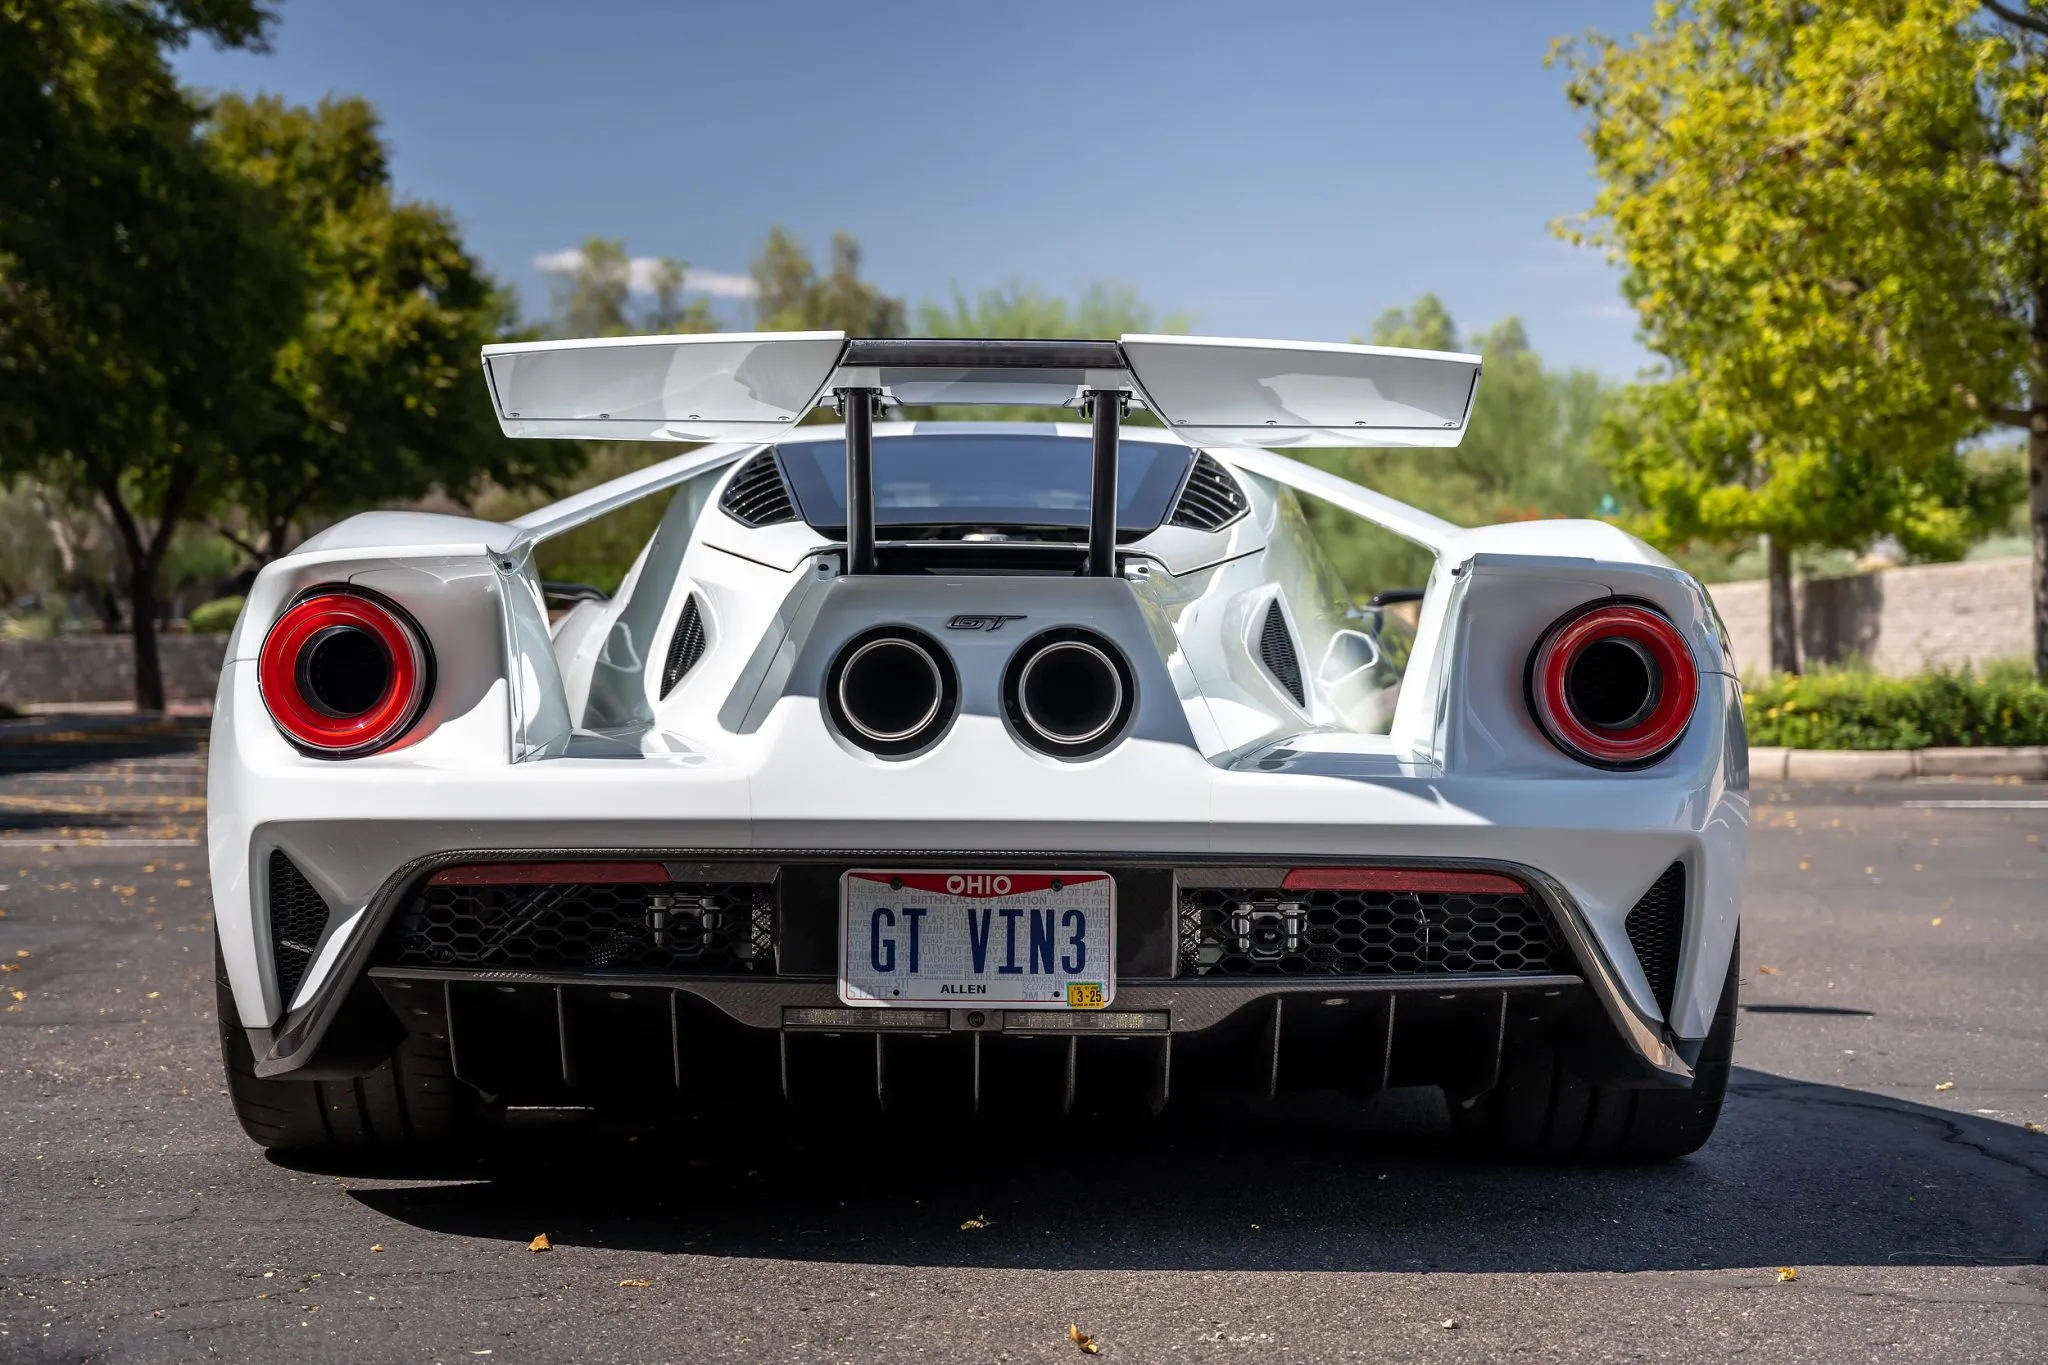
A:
[774, 434, 1193, 534]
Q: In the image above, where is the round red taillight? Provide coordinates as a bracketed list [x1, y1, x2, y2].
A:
[258, 588, 431, 756]
[1526, 602, 1698, 769]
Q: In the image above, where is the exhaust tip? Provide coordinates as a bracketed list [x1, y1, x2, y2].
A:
[825, 627, 958, 757]
[1003, 628, 1136, 758]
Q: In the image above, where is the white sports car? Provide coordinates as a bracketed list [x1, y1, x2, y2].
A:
[208, 333, 1747, 1161]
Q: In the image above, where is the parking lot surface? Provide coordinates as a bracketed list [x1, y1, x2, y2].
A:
[1, 718, 2043, 1361]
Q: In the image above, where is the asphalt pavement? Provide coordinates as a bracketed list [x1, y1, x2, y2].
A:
[1, 717, 2043, 1362]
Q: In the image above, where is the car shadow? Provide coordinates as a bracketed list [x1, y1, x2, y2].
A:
[336, 1066, 2048, 1273]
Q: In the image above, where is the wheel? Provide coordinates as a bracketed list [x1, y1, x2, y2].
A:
[1452, 932, 1738, 1162]
[215, 940, 465, 1153]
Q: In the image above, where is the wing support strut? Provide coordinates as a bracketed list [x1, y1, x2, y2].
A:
[838, 387, 880, 574]
[1084, 389, 1125, 577]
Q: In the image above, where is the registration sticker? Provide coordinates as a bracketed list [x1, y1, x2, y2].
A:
[1065, 981, 1107, 1009]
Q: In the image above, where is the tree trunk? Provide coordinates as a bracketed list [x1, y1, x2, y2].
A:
[126, 557, 165, 712]
[1767, 534, 1800, 676]
[2032, 420, 2048, 680]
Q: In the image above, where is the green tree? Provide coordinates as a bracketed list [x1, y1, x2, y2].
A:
[1555, 1, 2032, 673]
[206, 94, 580, 563]
[0, 0, 302, 708]
[543, 237, 716, 339]
[751, 227, 904, 335]
[915, 280, 1190, 339]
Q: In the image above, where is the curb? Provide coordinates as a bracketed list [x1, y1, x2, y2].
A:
[1748, 745, 2048, 781]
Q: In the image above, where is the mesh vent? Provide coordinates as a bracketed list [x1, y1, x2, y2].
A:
[1178, 886, 1571, 978]
[719, 452, 797, 526]
[660, 595, 706, 699]
[267, 851, 330, 1009]
[383, 880, 774, 975]
[1625, 862, 1686, 1016]
[1168, 451, 1249, 531]
[1259, 600, 1305, 705]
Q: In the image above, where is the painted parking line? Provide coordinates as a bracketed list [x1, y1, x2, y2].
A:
[0, 838, 202, 847]
[1901, 799, 2048, 809]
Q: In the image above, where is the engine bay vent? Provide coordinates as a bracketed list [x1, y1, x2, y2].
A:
[660, 595, 707, 699]
[267, 851, 330, 1010]
[719, 452, 798, 526]
[1259, 600, 1305, 706]
[1167, 451, 1249, 531]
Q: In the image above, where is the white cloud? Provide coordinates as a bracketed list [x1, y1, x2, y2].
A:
[533, 248, 759, 300]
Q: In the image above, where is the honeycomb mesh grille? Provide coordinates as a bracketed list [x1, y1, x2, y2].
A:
[660, 595, 706, 699]
[267, 851, 331, 1007]
[719, 452, 797, 526]
[1624, 862, 1686, 1015]
[1259, 601, 1305, 706]
[382, 880, 774, 975]
[1178, 886, 1573, 978]
[1168, 451, 1249, 531]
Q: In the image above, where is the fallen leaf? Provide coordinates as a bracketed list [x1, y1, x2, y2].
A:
[369, 1244, 384, 1254]
[145, 991, 159, 1000]
[14, 949, 27, 958]
[0, 963, 16, 972]
[1797, 860, 1810, 871]
[527, 1233, 552, 1252]
[959, 1216, 990, 1231]
[1068, 1323, 1101, 1355]
[1776, 1267, 1798, 1282]
[1931, 917, 1943, 926]
[2025, 1122, 2044, 1134]
[1440, 1317, 1459, 1329]
[8, 989, 23, 1002]
[1935, 1081, 1955, 1093]
[1756, 964, 1779, 975]
[618, 1278, 652, 1288]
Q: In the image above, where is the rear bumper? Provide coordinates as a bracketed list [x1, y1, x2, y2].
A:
[244, 847, 1697, 1094]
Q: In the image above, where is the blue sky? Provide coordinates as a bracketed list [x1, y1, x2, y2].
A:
[176, 0, 1656, 377]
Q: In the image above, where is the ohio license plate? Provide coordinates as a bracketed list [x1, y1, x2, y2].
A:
[838, 871, 1115, 1008]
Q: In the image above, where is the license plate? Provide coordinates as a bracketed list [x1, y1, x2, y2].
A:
[839, 870, 1115, 1008]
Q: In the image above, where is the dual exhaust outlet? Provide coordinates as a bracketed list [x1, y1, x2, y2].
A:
[825, 626, 1135, 760]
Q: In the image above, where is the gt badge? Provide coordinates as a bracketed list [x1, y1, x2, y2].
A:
[946, 614, 1026, 632]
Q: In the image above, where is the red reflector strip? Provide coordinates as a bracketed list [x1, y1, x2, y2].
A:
[428, 861, 671, 886]
[1281, 868, 1526, 895]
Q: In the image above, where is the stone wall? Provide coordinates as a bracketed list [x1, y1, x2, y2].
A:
[0, 636, 227, 706]
[1705, 556, 2031, 678]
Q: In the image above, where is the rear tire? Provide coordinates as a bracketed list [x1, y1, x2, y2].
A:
[216, 941, 464, 1154]
[1452, 933, 1739, 1162]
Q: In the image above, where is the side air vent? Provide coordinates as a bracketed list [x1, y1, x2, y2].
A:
[719, 452, 797, 526]
[1625, 862, 1686, 1017]
[1259, 600, 1305, 706]
[660, 594, 707, 699]
[1168, 451, 1249, 531]
[267, 851, 330, 1011]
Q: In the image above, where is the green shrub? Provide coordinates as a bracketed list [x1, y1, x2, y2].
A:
[1745, 665, 2048, 749]
[187, 596, 245, 635]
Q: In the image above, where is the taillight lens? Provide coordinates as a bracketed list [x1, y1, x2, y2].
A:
[1526, 602, 1697, 769]
[258, 587, 432, 756]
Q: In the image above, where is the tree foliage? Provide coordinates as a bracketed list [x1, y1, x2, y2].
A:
[1556, 1, 2043, 672]
[544, 237, 716, 339]
[751, 227, 904, 335]
[0, 0, 299, 706]
[206, 94, 580, 563]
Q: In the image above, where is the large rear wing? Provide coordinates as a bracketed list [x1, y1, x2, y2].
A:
[479, 332, 1482, 576]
